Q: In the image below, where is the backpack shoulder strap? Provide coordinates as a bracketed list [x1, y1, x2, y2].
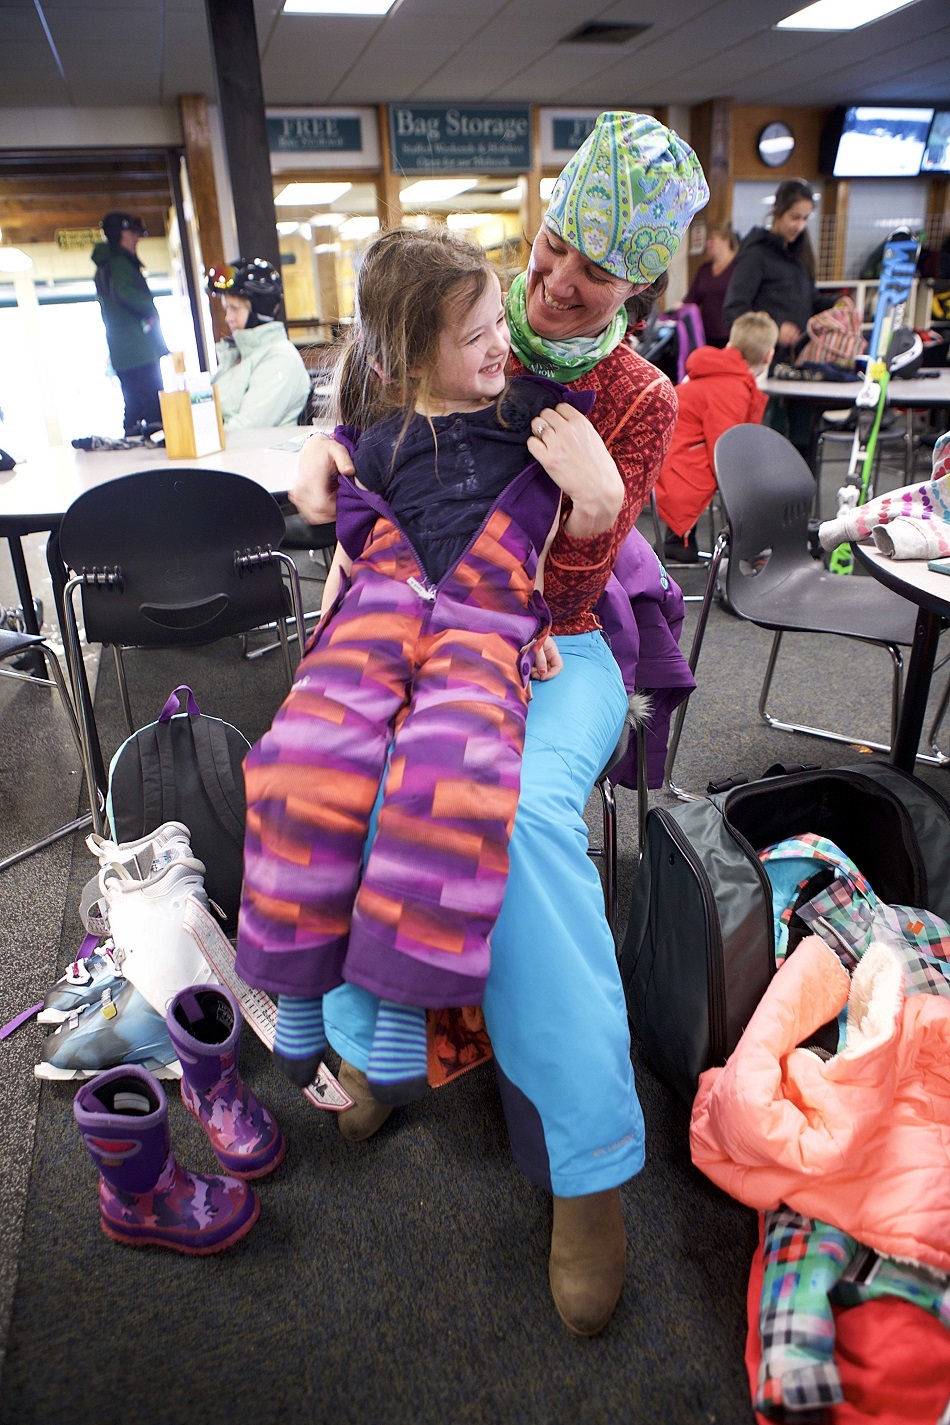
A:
[190, 715, 246, 845]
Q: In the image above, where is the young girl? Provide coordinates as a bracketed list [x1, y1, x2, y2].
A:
[235, 227, 603, 1104]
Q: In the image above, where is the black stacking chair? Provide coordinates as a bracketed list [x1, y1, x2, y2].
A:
[52, 468, 305, 835]
[664, 423, 925, 795]
[242, 510, 337, 663]
[0, 628, 91, 872]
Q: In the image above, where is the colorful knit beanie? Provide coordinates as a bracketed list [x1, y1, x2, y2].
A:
[544, 112, 709, 283]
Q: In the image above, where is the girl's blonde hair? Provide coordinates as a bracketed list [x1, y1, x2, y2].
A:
[333, 227, 498, 432]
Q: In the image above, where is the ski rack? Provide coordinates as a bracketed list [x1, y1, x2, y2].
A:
[828, 229, 920, 577]
[184, 897, 353, 1112]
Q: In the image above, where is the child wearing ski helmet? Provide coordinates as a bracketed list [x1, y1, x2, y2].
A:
[207, 258, 311, 429]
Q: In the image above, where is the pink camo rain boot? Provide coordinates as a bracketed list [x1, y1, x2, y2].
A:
[74, 1065, 259, 1255]
[166, 984, 285, 1180]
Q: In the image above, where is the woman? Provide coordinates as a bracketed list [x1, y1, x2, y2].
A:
[289, 112, 708, 1337]
[207, 258, 311, 429]
[723, 178, 834, 457]
[682, 222, 738, 346]
[722, 178, 833, 360]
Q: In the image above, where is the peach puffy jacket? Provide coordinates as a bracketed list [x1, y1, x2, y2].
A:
[689, 934, 950, 1273]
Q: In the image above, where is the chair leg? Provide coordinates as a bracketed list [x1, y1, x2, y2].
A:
[63, 578, 107, 836]
[635, 712, 649, 859]
[113, 646, 135, 736]
[757, 636, 923, 756]
[0, 640, 93, 873]
[597, 774, 617, 935]
[664, 531, 729, 800]
[926, 670, 950, 765]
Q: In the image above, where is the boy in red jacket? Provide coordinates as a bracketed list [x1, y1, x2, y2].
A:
[655, 311, 777, 562]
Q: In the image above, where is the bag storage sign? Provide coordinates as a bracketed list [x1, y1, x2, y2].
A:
[389, 104, 532, 173]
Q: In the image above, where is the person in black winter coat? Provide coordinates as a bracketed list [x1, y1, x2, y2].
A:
[722, 178, 834, 364]
[723, 178, 835, 462]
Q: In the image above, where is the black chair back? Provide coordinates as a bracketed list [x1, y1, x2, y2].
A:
[713, 423, 816, 615]
[59, 468, 292, 648]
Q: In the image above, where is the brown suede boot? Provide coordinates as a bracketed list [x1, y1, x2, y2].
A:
[548, 1188, 627, 1336]
[336, 1060, 394, 1143]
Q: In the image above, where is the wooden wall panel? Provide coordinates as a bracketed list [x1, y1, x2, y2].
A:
[732, 105, 832, 180]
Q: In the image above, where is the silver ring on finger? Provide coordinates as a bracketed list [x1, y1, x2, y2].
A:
[534, 419, 548, 438]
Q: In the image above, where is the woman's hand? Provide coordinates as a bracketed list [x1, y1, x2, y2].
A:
[289, 435, 353, 525]
[531, 636, 563, 682]
[526, 404, 625, 538]
[778, 320, 801, 347]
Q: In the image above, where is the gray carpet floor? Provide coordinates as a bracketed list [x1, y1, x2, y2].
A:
[1, 439, 947, 1424]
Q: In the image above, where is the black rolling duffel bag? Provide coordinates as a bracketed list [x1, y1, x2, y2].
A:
[620, 761, 950, 1103]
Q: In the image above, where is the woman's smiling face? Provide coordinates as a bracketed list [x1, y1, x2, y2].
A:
[524, 225, 642, 341]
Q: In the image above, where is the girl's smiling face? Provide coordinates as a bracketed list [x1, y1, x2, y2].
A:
[421, 271, 510, 415]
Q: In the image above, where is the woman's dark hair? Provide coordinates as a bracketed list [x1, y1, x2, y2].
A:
[333, 227, 496, 434]
[771, 178, 818, 281]
[624, 269, 669, 329]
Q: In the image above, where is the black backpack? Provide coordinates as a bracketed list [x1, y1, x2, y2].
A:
[621, 761, 950, 1103]
[105, 685, 249, 928]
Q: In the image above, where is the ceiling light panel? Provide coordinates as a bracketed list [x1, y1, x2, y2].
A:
[283, 1, 398, 15]
[776, 0, 920, 30]
[275, 182, 352, 205]
[399, 179, 477, 203]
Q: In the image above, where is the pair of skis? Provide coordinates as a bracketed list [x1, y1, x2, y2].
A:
[827, 229, 920, 577]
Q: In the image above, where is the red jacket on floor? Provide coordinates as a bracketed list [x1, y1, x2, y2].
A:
[653, 344, 767, 537]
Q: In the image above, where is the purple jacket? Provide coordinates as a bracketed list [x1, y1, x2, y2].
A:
[595, 529, 695, 789]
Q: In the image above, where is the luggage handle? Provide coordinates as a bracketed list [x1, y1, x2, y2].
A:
[706, 761, 821, 796]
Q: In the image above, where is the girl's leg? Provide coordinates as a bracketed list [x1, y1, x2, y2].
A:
[325, 632, 643, 1195]
[482, 632, 644, 1199]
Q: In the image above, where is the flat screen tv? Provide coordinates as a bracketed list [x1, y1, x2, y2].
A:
[920, 111, 950, 174]
[824, 106, 933, 178]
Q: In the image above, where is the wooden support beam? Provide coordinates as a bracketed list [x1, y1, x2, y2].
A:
[819, 177, 848, 281]
[204, 0, 280, 277]
[376, 105, 403, 230]
[179, 94, 226, 278]
[688, 99, 733, 281]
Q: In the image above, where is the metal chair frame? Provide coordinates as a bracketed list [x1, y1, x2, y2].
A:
[0, 629, 92, 872]
[53, 469, 306, 837]
[663, 424, 940, 799]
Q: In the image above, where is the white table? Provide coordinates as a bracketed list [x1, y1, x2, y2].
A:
[853, 543, 950, 771]
[762, 367, 950, 410]
[0, 426, 326, 642]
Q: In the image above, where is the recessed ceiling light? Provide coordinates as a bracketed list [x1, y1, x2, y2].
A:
[338, 216, 380, 240]
[275, 181, 351, 205]
[399, 179, 476, 203]
[277, 221, 301, 235]
[776, 0, 920, 30]
[309, 212, 346, 227]
[446, 213, 496, 229]
[500, 186, 522, 201]
[283, 1, 397, 15]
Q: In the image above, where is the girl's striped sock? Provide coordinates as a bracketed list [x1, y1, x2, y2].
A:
[273, 994, 327, 1087]
[366, 1001, 428, 1105]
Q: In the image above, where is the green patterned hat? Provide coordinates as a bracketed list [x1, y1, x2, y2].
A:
[545, 111, 709, 284]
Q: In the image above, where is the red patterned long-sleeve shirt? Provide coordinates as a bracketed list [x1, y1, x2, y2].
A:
[509, 343, 677, 636]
